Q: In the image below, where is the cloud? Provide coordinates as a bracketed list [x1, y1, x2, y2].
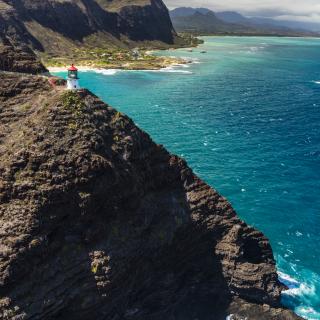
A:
[164, 0, 320, 23]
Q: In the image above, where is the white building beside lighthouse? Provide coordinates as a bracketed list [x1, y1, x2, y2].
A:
[67, 64, 80, 90]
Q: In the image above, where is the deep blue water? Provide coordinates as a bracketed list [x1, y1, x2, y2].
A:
[54, 36, 320, 319]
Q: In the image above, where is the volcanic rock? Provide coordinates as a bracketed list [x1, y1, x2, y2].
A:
[0, 72, 303, 319]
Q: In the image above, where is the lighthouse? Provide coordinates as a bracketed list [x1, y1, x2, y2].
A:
[67, 64, 80, 90]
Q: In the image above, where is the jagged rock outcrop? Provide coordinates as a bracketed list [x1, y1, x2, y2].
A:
[0, 0, 177, 56]
[0, 72, 302, 319]
[0, 2, 46, 74]
[0, 41, 47, 74]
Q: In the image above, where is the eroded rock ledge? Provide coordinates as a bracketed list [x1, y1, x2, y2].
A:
[0, 72, 302, 319]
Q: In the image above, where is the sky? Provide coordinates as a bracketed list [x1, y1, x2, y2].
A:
[164, 0, 320, 23]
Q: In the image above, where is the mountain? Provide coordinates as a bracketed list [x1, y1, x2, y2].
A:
[0, 0, 177, 58]
[216, 11, 320, 33]
[216, 11, 253, 24]
[0, 40, 47, 74]
[170, 7, 211, 17]
[170, 10, 254, 34]
[170, 7, 319, 36]
[0, 47, 303, 319]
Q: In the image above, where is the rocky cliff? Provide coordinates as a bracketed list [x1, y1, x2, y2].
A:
[0, 40, 47, 74]
[0, 66, 303, 319]
[0, 0, 177, 56]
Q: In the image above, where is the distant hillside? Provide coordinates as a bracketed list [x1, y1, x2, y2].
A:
[216, 11, 252, 25]
[170, 9, 255, 34]
[170, 7, 319, 36]
[170, 7, 211, 17]
[216, 11, 320, 33]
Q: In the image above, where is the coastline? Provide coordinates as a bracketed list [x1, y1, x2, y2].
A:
[47, 55, 193, 74]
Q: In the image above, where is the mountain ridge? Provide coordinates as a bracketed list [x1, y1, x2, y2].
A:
[0, 0, 178, 58]
[170, 7, 319, 36]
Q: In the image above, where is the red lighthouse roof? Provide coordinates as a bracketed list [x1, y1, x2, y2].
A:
[68, 64, 78, 71]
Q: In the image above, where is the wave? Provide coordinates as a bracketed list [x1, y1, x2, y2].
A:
[226, 315, 247, 320]
[150, 66, 193, 74]
[225, 256, 320, 320]
[279, 271, 304, 289]
[93, 69, 120, 76]
[181, 57, 201, 64]
[312, 80, 320, 84]
[245, 45, 267, 54]
[278, 268, 320, 319]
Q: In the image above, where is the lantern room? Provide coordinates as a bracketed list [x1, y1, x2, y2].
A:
[68, 64, 79, 79]
[67, 64, 80, 90]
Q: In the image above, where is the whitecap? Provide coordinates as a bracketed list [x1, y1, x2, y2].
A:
[278, 271, 300, 288]
[312, 80, 320, 84]
[150, 66, 193, 74]
[226, 315, 247, 320]
[182, 56, 200, 63]
[94, 69, 119, 76]
[284, 282, 315, 297]
[246, 46, 259, 54]
[163, 69, 193, 74]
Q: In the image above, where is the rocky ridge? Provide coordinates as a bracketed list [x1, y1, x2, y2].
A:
[0, 0, 177, 55]
[0, 64, 303, 319]
[0, 41, 47, 74]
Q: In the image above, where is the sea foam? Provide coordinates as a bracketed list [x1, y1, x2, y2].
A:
[150, 65, 193, 74]
[279, 269, 320, 319]
[93, 69, 120, 76]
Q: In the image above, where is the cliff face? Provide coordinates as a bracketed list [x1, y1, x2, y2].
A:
[0, 41, 47, 74]
[0, 70, 302, 319]
[0, 0, 176, 55]
[0, 1, 47, 73]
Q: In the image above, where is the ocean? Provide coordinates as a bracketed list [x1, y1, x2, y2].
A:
[54, 36, 320, 319]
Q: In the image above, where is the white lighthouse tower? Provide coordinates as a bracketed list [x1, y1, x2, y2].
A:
[67, 64, 80, 90]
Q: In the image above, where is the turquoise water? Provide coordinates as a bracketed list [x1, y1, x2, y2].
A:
[54, 36, 320, 319]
